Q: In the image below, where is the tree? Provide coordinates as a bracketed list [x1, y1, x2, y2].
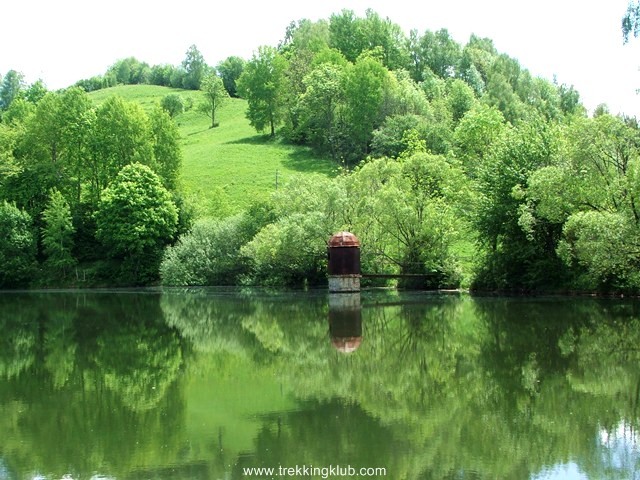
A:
[446, 78, 476, 123]
[453, 103, 506, 176]
[623, 1, 640, 43]
[149, 107, 182, 191]
[95, 163, 178, 258]
[329, 9, 366, 63]
[90, 96, 154, 202]
[216, 56, 246, 97]
[198, 72, 228, 128]
[297, 63, 345, 157]
[7, 88, 94, 216]
[160, 93, 184, 118]
[347, 152, 467, 287]
[42, 188, 75, 277]
[181, 44, 207, 90]
[473, 119, 564, 289]
[237, 46, 288, 137]
[0, 70, 25, 110]
[23, 80, 48, 104]
[0, 201, 36, 288]
[415, 29, 461, 79]
[342, 53, 390, 161]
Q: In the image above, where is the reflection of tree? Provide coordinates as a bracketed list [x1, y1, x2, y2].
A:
[161, 288, 258, 356]
[227, 292, 640, 479]
[556, 302, 640, 479]
[0, 295, 39, 379]
[2, 290, 640, 479]
[94, 320, 182, 412]
[233, 400, 402, 479]
[0, 291, 187, 479]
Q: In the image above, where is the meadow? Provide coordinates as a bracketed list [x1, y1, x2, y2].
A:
[90, 85, 337, 217]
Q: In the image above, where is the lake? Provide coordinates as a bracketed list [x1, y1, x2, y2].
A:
[0, 289, 638, 479]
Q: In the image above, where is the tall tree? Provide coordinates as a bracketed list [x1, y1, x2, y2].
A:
[149, 107, 182, 190]
[343, 53, 390, 161]
[237, 46, 288, 137]
[41, 188, 75, 277]
[0, 70, 25, 111]
[95, 163, 178, 257]
[297, 63, 345, 158]
[90, 96, 154, 202]
[0, 201, 36, 288]
[216, 56, 246, 97]
[198, 72, 228, 128]
[181, 44, 207, 90]
[95, 163, 178, 283]
[623, 1, 640, 43]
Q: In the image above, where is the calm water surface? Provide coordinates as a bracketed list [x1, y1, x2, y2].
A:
[0, 289, 638, 479]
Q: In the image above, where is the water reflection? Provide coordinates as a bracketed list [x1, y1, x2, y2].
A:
[0, 290, 638, 479]
[328, 293, 362, 353]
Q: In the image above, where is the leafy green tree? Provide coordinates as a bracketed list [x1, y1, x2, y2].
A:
[23, 79, 48, 104]
[412, 29, 461, 80]
[107, 57, 151, 85]
[237, 46, 288, 137]
[1, 97, 34, 125]
[161, 215, 249, 286]
[95, 163, 178, 259]
[90, 96, 154, 202]
[371, 114, 430, 159]
[216, 56, 246, 97]
[348, 152, 467, 287]
[558, 211, 640, 288]
[0, 123, 21, 187]
[41, 188, 75, 277]
[328, 9, 409, 70]
[473, 119, 564, 289]
[149, 107, 182, 191]
[0, 201, 36, 288]
[342, 53, 390, 161]
[0, 70, 25, 110]
[181, 44, 207, 90]
[453, 103, 506, 176]
[525, 114, 640, 289]
[149, 64, 180, 87]
[297, 63, 345, 157]
[5, 88, 93, 216]
[328, 9, 366, 63]
[160, 93, 184, 118]
[446, 78, 476, 123]
[198, 72, 228, 128]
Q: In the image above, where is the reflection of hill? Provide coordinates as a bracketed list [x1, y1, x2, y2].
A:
[1, 290, 639, 479]
[0, 291, 186, 478]
[166, 291, 640, 479]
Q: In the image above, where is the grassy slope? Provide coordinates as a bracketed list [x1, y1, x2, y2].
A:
[90, 85, 337, 217]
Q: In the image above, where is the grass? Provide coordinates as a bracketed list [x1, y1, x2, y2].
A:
[89, 85, 337, 217]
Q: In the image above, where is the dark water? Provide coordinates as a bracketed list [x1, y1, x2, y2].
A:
[0, 289, 638, 480]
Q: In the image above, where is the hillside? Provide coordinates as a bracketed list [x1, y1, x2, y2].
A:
[89, 85, 337, 217]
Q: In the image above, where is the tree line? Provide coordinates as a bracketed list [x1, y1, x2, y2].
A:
[1, 8, 640, 291]
[0, 83, 185, 287]
[163, 9, 640, 293]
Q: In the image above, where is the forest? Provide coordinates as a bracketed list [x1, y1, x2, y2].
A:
[0, 8, 639, 292]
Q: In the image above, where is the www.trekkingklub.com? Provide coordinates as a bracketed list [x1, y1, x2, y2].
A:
[242, 464, 387, 478]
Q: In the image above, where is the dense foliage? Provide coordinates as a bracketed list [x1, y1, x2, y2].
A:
[0, 84, 183, 286]
[1, 8, 639, 291]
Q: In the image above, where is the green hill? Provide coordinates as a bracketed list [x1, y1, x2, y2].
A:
[89, 85, 337, 217]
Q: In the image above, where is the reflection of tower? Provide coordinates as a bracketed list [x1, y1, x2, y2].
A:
[329, 293, 362, 353]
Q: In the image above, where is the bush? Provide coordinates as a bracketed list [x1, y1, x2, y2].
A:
[160, 215, 251, 286]
[0, 201, 36, 288]
[160, 94, 184, 118]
